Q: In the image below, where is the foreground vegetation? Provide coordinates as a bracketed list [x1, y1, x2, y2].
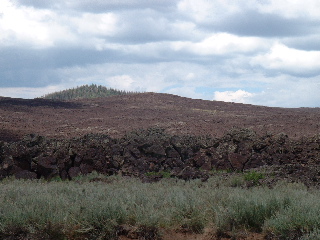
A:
[0, 173, 320, 239]
[41, 84, 139, 100]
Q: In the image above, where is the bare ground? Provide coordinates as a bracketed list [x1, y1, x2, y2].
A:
[1, 92, 319, 142]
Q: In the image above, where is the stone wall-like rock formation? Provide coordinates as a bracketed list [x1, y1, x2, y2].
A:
[0, 128, 319, 181]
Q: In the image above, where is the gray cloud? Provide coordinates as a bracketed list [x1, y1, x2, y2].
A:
[207, 11, 317, 37]
[1, 0, 320, 107]
[14, 0, 178, 12]
[284, 35, 320, 51]
[107, 11, 198, 44]
[0, 47, 128, 87]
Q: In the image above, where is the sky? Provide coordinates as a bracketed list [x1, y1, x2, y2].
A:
[0, 0, 320, 107]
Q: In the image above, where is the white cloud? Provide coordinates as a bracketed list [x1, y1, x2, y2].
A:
[213, 90, 255, 104]
[210, 75, 320, 108]
[253, 43, 320, 76]
[0, 85, 65, 98]
[71, 13, 118, 36]
[177, 0, 241, 23]
[0, 0, 75, 48]
[105, 75, 135, 91]
[256, 0, 320, 19]
[185, 72, 195, 80]
[249, 78, 320, 107]
[172, 33, 269, 56]
[166, 86, 205, 99]
[0, 1, 119, 49]
[0, 3, 202, 51]
[178, 0, 320, 23]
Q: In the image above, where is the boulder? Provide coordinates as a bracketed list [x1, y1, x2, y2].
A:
[68, 167, 81, 178]
[14, 170, 37, 179]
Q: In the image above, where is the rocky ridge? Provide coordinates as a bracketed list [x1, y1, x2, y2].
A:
[1, 128, 319, 186]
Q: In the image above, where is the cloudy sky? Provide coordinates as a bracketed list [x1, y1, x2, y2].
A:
[1, 0, 320, 107]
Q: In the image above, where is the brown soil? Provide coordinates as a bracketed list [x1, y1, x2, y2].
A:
[1, 93, 319, 142]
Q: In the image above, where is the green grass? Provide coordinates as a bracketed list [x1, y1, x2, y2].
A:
[243, 170, 265, 184]
[0, 173, 319, 239]
[263, 184, 320, 239]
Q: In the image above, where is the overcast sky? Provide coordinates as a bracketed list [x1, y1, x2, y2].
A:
[1, 0, 320, 107]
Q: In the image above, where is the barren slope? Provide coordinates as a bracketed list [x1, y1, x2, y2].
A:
[0, 93, 319, 141]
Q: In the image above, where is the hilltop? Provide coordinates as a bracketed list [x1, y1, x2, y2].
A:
[41, 84, 139, 100]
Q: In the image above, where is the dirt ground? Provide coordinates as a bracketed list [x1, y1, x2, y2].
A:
[1, 92, 319, 142]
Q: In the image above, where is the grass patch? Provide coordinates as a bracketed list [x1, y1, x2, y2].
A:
[215, 188, 291, 232]
[263, 184, 320, 239]
[243, 170, 265, 184]
[0, 174, 319, 239]
[229, 175, 245, 187]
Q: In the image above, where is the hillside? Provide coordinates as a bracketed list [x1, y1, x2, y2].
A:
[41, 84, 138, 100]
[0, 92, 319, 142]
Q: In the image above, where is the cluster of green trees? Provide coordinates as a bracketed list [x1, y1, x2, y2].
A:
[41, 84, 139, 100]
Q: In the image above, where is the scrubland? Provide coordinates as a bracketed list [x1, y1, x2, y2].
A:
[0, 172, 320, 240]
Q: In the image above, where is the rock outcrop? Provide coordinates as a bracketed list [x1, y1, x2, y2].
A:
[0, 128, 319, 181]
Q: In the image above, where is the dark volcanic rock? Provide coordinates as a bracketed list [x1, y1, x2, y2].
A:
[0, 128, 319, 183]
[68, 167, 81, 178]
[14, 170, 37, 179]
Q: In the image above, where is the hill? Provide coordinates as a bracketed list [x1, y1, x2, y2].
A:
[1, 92, 319, 142]
[41, 84, 139, 100]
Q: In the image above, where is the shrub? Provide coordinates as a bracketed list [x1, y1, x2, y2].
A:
[263, 200, 320, 239]
[229, 175, 245, 187]
[243, 171, 265, 184]
[214, 188, 290, 232]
